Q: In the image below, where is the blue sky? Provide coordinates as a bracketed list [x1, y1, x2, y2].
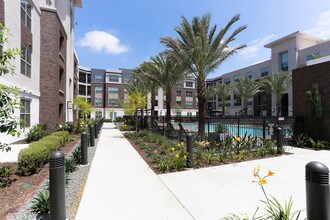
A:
[74, 0, 330, 78]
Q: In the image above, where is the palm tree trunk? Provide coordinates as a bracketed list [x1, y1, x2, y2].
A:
[243, 99, 248, 116]
[276, 98, 281, 117]
[222, 100, 226, 117]
[165, 89, 172, 125]
[197, 77, 206, 136]
[151, 91, 156, 131]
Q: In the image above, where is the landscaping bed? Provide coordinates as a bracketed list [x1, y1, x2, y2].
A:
[0, 135, 80, 219]
[124, 130, 287, 174]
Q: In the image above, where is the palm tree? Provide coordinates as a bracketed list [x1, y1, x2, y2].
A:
[144, 53, 188, 125]
[262, 72, 292, 117]
[213, 83, 232, 116]
[161, 13, 246, 135]
[133, 62, 160, 130]
[233, 76, 260, 116]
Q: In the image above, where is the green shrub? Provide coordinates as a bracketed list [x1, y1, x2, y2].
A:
[31, 190, 50, 215]
[0, 166, 13, 188]
[65, 157, 77, 173]
[17, 131, 70, 176]
[27, 123, 48, 143]
[70, 145, 82, 164]
[56, 122, 75, 134]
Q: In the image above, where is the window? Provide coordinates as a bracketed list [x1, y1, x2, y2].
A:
[187, 112, 192, 117]
[108, 87, 119, 94]
[280, 51, 288, 71]
[20, 99, 31, 127]
[234, 75, 241, 82]
[154, 100, 158, 107]
[79, 85, 86, 95]
[186, 91, 193, 97]
[21, 45, 31, 77]
[108, 74, 120, 82]
[307, 53, 320, 61]
[95, 110, 102, 120]
[234, 94, 241, 106]
[261, 67, 269, 77]
[176, 90, 181, 97]
[94, 75, 103, 83]
[87, 74, 91, 83]
[95, 97, 102, 106]
[176, 101, 181, 107]
[46, 0, 52, 6]
[108, 99, 119, 106]
[186, 101, 193, 107]
[185, 81, 193, 88]
[87, 86, 91, 96]
[21, 1, 32, 30]
[246, 72, 252, 78]
[224, 78, 231, 84]
[260, 94, 267, 106]
[95, 86, 102, 94]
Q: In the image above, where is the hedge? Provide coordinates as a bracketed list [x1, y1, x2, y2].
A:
[18, 131, 70, 176]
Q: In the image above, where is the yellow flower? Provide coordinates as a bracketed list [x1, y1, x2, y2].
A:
[235, 137, 241, 142]
[257, 165, 261, 172]
[177, 143, 181, 147]
[181, 141, 185, 146]
[259, 178, 267, 185]
[154, 150, 158, 154]
[205, 141, 210, 146]
[175, 153, 179, 158]
[171, 147, 175, 152]
[268, 170, 275, 176]
[216, 143, 220, 147]
[183, 155, 187, 159]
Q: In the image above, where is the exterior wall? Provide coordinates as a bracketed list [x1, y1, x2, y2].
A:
[0, 0, 4, 25]
[292, 61, 330, 141]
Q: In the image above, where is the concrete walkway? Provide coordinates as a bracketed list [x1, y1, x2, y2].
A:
[76, 123, 330, 220]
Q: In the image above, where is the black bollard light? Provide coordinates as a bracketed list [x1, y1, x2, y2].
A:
[89, 125, 95, 147]
[276, 126, 284, 154]
[186, 133, 194, 168]
[81, 131, 88, 165]
[49, 151, 66, 220]
[94, 122, 98, 139]
[306, 161, 330, 220]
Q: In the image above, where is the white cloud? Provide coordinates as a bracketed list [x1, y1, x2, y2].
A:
[305, 10, 330, 38]
[239, 34, 276, 59]
[77, 30, 129, 54]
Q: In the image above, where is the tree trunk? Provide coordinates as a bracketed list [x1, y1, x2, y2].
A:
[151, 91, 156, 131]
[222, 99, 226, 117]
[197, 77, 206, 136]
[165, 89, 172, 126]
[134, 110, 138, 132]
[243, 98, 248, 116]
[276, 99, 281, 117]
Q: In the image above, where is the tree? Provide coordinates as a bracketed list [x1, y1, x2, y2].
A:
[232, 76, 260, 116]
[142, 53, 188, 125]
[261, 72, 292, 117]
[306, 83, 322, 139]
[124, 80, 147, 131]
[0, 24, 22, 151]
[73, 96, 93, 120]
[212, 83, 232, 116]
[161, 13, 246, 135]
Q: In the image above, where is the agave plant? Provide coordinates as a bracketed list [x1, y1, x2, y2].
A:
[31, 190, 50, 215]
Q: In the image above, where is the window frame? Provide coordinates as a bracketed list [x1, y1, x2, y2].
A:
[20, 99, 31, 127]
[21, 1, 32, 30]
[21, 44, 31, 78]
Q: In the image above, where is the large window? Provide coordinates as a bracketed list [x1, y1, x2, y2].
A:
[176, 101, 181, 107]
[95, 110, 102, 120]
[280, 51, 288, 71]
[108, 99, 118, 106]
[261, 67, 269, 77]
[246, 72, 252, 78]
[95, 86, 102, 94]
[186, 91, 193, 97]
[21, 45, 31, 77]
[108, 74, 120, 82]
[20, 99, 31, 127]
[185, 81, 193, 88]
[186, 101, 193, 107]
[108, 87, 119, 94]
[21, 1, 32, 30]
[94, 74, 103, 83]
[95, 97, 102, 106]
[176, 90, 181, 97]
[79, 85, 86, 95]
[234, 75, 241, 82]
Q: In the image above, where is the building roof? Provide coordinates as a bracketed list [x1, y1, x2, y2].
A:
[74, 0, 83, 8]
[264, 31, 325, 48]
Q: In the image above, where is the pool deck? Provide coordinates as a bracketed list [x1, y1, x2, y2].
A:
[76, 123, 328, 220]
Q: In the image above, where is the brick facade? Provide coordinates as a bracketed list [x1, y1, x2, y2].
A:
[39, 9, 67, 130]
[292, 61, 330, 140]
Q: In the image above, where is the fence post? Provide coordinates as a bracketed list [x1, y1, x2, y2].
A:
[186, 133, 194, 168]
[262, 117, 266, 140]
[179, 116, 183, 141]
[207, 116, 210, 141]
[306, 161, 330, 220]
[49, 151, 66, 220]
[81, 131, 88, 165]
[89, 125, 95, 147]
[237, 118, 240, 137]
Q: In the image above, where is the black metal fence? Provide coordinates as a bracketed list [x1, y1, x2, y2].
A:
[123, 115, 303, 143]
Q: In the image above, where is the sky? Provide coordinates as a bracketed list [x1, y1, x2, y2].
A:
[74, 0, 330, 78]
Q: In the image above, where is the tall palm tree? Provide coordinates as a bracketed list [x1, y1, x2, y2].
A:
[161, 13, 246, 135]
[213, 83, 232, 116]
[133, 62, 160, 130]
[233, 76, 260, 116]
[262, 72, 292, 117]
[144, 53, 188, 125]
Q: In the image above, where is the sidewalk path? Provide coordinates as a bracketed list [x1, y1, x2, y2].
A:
[75, 123, 193, 220]
[76, 123, 330, 220]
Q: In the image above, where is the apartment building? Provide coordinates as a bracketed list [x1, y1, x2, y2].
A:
[206, 31, 330, 116]
[78, 67, 198, 119]
[0, 0, 82, 143]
